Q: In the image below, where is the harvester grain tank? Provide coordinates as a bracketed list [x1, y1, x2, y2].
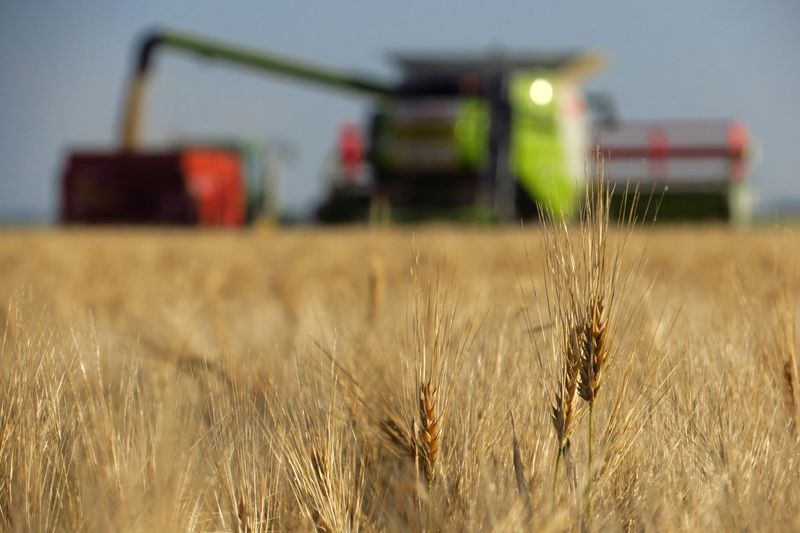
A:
[60, 29, 602, 225]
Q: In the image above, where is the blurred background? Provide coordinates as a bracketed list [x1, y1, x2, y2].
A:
[1, 0, 798, 222]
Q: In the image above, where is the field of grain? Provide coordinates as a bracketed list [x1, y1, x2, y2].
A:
[0, 223, 798, 532]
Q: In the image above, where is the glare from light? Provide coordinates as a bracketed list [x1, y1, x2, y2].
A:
[529, 78, 553, 106]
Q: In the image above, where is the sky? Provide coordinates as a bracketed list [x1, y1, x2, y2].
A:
[1, 0, 799, 218]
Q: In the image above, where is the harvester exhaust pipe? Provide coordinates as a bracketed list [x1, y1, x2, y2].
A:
[119, 29, 395, 150]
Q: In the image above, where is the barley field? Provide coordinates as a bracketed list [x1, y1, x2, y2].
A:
[0, 220, 798, 531]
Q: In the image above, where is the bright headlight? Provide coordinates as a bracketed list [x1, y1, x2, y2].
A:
[529, 78, 553, 106]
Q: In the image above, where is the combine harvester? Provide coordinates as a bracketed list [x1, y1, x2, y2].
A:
[60, 28, 753, 226]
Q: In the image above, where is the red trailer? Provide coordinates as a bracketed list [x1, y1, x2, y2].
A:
[61, 147, 245, 226]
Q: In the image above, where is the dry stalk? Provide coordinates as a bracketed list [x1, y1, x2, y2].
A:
[379, 415, 419, 458]
[578, 155, 616, 531]
[367, 256, 385, 324]
[407, 253, 478, 492]
[541, 215, 585, 499]
[510, 412, 534, 523]
[313, 340, 420, 460]
[542, 153, 620, 529]
[578, 155, 612, 408]
[271, 366, 368, 533]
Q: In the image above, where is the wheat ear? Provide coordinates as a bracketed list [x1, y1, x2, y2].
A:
[551, 319, 583, 495]
[579, 297, 609, 405]
[418, 382, 440, 486]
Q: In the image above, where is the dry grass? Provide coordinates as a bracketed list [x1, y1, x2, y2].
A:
[0, 219, 798, 531]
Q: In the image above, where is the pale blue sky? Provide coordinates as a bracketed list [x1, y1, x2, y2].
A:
[1, 1, 798, 217]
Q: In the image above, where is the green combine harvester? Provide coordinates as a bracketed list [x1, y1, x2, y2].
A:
[316, 52, 603, 222]
[61, 28, 752, 226]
